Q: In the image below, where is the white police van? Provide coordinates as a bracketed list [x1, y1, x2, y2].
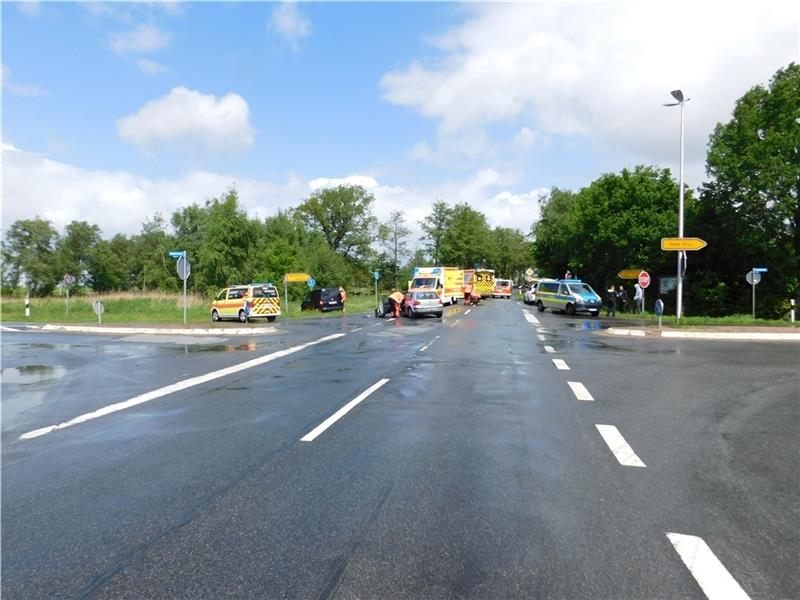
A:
[535, 278, 602, 317]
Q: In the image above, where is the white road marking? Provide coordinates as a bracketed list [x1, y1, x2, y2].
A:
[595, 424, 646, 467]
[20, 332, 347, 440]
[464, 309, 471, 315]
[567, 381, 594, 401]
[667, 533, 751, 600]
[537, 334, 546, 341]
[544, 345, 556, 353]
[419, 336, 440, 352]
[536, 327, 548, 333]
[552, 359, 570, 370]
[0, 326, 21, 332]
[449, 319, 460, 327]
[351, 327, 363, 332]
[524, 313, 540, 325]
[301, 378, 389, 442]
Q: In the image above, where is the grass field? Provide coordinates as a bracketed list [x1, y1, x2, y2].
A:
[1, 292, 382, 324]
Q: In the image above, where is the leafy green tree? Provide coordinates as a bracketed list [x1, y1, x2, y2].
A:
[491, 227, 530, 281]
[419, 200, 453, 263]
[56, 221, 102, 290]
[440, 203, 495, 268]
[379, 210, 411, 288]
[295, 185, 378, 260]
[1, 218, 60, 295]
[689, 62, 799, 316]
[89, 234, 134, 292]
[130, 214, 178, 292]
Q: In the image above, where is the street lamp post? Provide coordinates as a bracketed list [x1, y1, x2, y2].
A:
[664, 90, 690, 319]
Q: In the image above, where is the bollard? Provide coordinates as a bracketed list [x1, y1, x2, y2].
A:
[792, 298, 796, 323]
[25, 295, 30, 318]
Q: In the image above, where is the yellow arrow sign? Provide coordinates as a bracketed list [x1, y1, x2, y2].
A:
[661, 237, 708, 251]
[617, 269, 644, 279]
[284, 272, 311, 283]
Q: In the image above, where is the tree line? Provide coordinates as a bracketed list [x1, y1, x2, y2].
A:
[3, 63, 796, 317]
[1, 186, 533, 300]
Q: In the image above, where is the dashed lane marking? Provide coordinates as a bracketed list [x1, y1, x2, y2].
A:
[20, 332, 347, 440]
[449, 319, 460, 327]
[667, 533, 750, 600]
[537, 334, 546, 341]
[567, 381, 594, 401]
[536, 327, 548, 333]
[419, 336, 440, 352]
[464, 309, 471, 315]
[552, 359, 570, 370]
[524, 313, 540, 325]
[301, 378, 389, 442]
[595, 424, 646, 467]
[544, 346, 556, 353]
[351, 327, 363, 332]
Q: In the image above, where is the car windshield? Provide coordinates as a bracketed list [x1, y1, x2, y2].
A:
[413, 277, 437, 287]
[568, 284, 593, 295]
[416, 292, 438, 300]
[321, 289, 340, 299]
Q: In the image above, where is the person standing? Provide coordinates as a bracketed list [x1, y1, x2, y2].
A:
[617, 285, 629, 313]
[339, 286, 347, 312]
[388, 290, 404, 317]
[633, 283, 643, 314]
[564, 270, 573, 280]
[605, 287, 616, 317]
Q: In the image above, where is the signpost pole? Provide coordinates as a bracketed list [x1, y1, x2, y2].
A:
[752, 269, 756, 320]
[182, 252, 187, 325]
[66, 287, 70, 317]
[284, 277, 288, 317]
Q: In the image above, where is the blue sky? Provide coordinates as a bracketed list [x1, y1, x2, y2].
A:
[3, 1, 797, 239]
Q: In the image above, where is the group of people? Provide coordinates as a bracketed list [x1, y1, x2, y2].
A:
[605, 283, 644, 316]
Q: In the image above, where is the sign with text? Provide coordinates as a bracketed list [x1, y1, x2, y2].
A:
[284, 272, 311, 283]
[617, 269, 643, 280]
[660, 237, 707, 251]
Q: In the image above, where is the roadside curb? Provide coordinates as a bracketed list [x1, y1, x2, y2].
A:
[39, 324, 279, 336]
[606, 326, 800, 341]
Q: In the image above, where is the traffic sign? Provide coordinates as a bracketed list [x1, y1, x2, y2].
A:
[285, 272, 311, 283]
[753, 267, 768, 273]
[373, 271, 380, 280]
[176, 257, 191, 280]
[654, 298, 664, 316]
[617, 269, 643, 280]
[746, 271, 761, 285]
[307, 278, 316, 288]
[525, 268, 534, 277]
[168, 251, 185, 258]
[638, 271, 651, 288]
[92, 300, 105, 315]
[63, 274, 75, 285]
[660, 237, 707, 251]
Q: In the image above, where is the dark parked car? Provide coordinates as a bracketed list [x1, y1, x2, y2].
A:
[301, 287, 344, 312]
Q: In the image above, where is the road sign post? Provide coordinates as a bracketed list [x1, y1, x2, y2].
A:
[63, 274, 75, 316]
[661, 237, 707, 320]
[373, 271, 380, 309]
[746, 268, 765, 319]
[171, 251, 190, 324]
[655, 298, 664, 328]
[638, 271, 650, 313]
[93, 300, 105, 325]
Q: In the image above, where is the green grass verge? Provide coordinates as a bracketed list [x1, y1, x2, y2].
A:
[1, 293, 382, 325]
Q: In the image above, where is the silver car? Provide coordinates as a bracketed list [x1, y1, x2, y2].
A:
[403, 290, 443, 318]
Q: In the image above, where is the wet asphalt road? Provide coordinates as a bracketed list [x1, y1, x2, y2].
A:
[1, 301, 798, 599]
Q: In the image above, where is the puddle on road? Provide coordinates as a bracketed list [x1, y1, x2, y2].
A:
[1, 365, 66, 385]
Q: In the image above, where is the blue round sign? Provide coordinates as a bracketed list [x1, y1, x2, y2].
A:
[373, 271, 380, 280]
[307, 278, 316, 288]
[654, 299, 664, 316]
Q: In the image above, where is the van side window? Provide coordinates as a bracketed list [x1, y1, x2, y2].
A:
[216, 290, 226, 301]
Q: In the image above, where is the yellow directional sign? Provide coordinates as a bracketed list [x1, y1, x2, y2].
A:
[617, 269, 644, 280]
[661, 237, 708, 251]
[284, 272, 311, 283]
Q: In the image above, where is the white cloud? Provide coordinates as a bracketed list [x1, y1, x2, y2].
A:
[136, 59, 168, 75]
[2, 64, 45, 97]
[116, 86, 256, 154]
[307, 175, 379, 191]
[514, 127, 536, 150]
[381, 3, 797, 170]
[110, 24, 171, 54]
[269, 2, 311, 51]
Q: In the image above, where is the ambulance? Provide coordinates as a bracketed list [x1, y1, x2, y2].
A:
[474, 269, 495, 298]
[408, 266, 464, 305]
[211, 283, 281, 322]
[493, 278, 513, 298]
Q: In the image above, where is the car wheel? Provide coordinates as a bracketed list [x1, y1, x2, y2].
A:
[238, 309, 247, 323]
[267, 316, 276, 322]
[211, 309, 220, 322]
[566, 304, 576, 316]
[435, 311, 443, 318]
[537, 300, 545, 313]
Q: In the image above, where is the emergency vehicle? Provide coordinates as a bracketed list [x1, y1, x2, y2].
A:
[473, 269, 495, 298]
[408, 266, 464, 305]
[211, 283, 281, 322]
[493, 278, 513, 298]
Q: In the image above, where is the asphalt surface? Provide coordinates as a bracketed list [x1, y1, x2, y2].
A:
[2, 302, 798, 599]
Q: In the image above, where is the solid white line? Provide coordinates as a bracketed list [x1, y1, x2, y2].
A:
[449, 319, 460, 327]
[552, 358, 570, 370]
[567, 381, 594, 401]
[464, 309, 471, 315]
[537, 334, 546, 341]
[20, 332, 347, 440]
[0, 326, 21, 332]
[351, 327, 363, 332]
[667, 533, 751, 600]
[595, 424, 646, 467]
[419, 335, 440, 352]
[544, 345, 556, 353]
[301, 378, 389, 442]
